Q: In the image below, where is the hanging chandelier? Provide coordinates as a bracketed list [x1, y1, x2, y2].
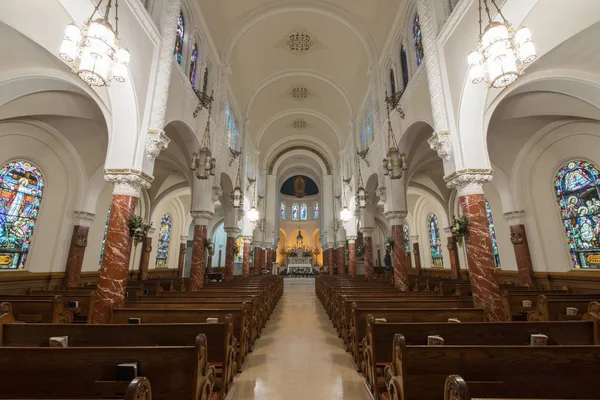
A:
[355, 161, 368, 209]
[59, 0, 131, 87]
[247, 178, 260, 223]
[231, 150, 244, 209]
[468, 0, 536, 89]
[340, 179, 352, 223]
[382, 102, 407, 179]
[191, 101, 216, 179]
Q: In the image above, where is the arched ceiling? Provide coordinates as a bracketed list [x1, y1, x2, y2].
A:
[196, 0, 404, 168]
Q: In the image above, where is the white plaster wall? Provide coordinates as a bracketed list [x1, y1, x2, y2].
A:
[81, 184, 112, 273]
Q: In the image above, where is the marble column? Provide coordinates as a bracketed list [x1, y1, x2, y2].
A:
[347, 236, 357, 278]
[504, 211, 536, 288]
[224, 227, 238, 282]
[177, 236, 187, 279]
[91, 174, 150, 324]
[253, 244, 261, 275]
[189, 211, 214, 291]
[448, 175, 506, 322]
[361, 228, 375, 281]
[327, 243, 335, 275]
[336, 242, 346, 275]
[412, 237, 422, 276]
[444, 227, 461, 280]
[265, 247, 273, 272]
[137, 230, 154, 281]
[242, 237, 252, 277]
[386, 212, 409, 291]
[63, 211, 94, 288]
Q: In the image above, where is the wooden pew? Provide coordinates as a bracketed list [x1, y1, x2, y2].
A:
[30, 287, 145, 302]
[0, 320, 236, 400]
[501, 291, 599, 320]
[0, 295, 73, 323]
[0, 334, 214, 400]
[111, 306, 250, 372]
[363, 317, 598, 399]
[527, 295, 600, 321]
[0, 293, 94, 322]
[384, 334, 600, 400]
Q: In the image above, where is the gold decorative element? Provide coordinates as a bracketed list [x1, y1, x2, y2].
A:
[293, 176, 306, 197]
[288, 85, 310, 100]
[292, 118, 308, 129]
[275, 27, 326, 56]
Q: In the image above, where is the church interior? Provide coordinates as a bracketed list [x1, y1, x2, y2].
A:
[1, 0, 600, 399]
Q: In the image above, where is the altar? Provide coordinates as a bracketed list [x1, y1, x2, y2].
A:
[287, 257, 313, 274]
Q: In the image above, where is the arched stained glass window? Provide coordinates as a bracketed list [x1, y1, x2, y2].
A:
[360, 106, 374, 150]
[400, 45, 409, 87]
[280, 202, 286, 219]
[156, 214, 172, 267]
[484, 199, 501, 267]
[555, 160, 600, 269]
[403, 225, 411, 253]
[427, 214, 443, 267]
[314, 202, 319, 220]
[98, 206, 111, 268]
[202, 67, 209, 95]
[174, 11, 185, 64]
[300, 204, 308, 221]
[413, 14, 424, 67]
[190, 41, 198, 87]
[225, 99, 239, 150]
[0, 161, 44, 269]
[390, 69, 397, 96]
[292, 204, 299, 221]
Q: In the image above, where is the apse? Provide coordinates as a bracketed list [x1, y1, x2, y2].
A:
[280, 175, 319, 198]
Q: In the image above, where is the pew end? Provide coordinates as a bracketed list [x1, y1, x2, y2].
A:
[581, 301, 600, 345]
[444, 375, 471, 400]
[125, 376, 152, 400]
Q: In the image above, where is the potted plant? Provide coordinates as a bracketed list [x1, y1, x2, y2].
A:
[127, 216, 151, 247]
[451, 215, 469, 246]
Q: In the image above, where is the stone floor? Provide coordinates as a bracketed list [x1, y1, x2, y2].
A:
[228, 278, 370, 400]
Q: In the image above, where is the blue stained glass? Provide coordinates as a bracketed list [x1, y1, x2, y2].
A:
[156, 214, 172, 267]
[0, 161, 44, 269]
[300, 204, 307, 221]
[314, 202, 319, 220]
[427, 214, 443, 267]
[190, 42, 198, 86]
[413, 14, 424, 67]
[174, 11, 184, 64]
[484, 199, 501, 267]
[400, 45, 409, 87]
[360, 106, 374, 150]
[403, 225, 410, 253]
[98, 206, 111, 268]
[280, 202, 286, 219]
[555, 160, 600, 269]
[292, 204, 299, 221]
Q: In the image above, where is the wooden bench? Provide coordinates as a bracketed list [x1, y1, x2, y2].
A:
[0, 293, 94, 322]
[527, 296, 600, 321]
[384, 334, 600, 400]
[0, 295, 73, 323]
[363, 318, 599, 400]
[0, 334, 215, 400]
[501, 291, 599, 320]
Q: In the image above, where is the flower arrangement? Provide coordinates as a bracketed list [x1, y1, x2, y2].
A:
[356, 244, 365, 257]
[233, 244, 240, 259]
[451, 215, 469, 246]
[127, 216, 151, 247]
[385, 237, 394, 251]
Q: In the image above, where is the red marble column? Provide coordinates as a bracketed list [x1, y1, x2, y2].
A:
[138, 235, 152, 280]
[459, 193, 506, 321]
[362, 228, 374, 281]
[391, 224, 409, 291]
[242, 237, 252, 277]
[505, 212, 536, 288]
[413, 241, 422, 276]
[177, 239, 187, 279]
[327, 244, 335, 275]
[91, 194, 137, 324]
[63, 212, 93, 288]
[347, 237, 357, 277]
[265, 247, 273, 272]
[336, 244, 346, 275]
[224, 236, 235, 282]
[253, 245, 261, 275]
[189, 224, 208, 291]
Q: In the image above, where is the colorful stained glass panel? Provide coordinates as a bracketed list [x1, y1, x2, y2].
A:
[292, 204, 299, 221]
[403, 225, 410, 253]
[427, 214, 443, 267]
[174, 11, 184, 64]
[155, 214, 172, 267]
[300, 204, 307, 221]
[280, 202, 286, 219]
[484, 199, 501, 267]
[314, 202, 319, 220]
[413, 14, 424, 67]
[190, 42, 198, 86]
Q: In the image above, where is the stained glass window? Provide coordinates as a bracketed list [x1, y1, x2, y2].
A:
[403, 225, 411, 253]
[155, 214, 172, 267]
[174, 11, 184, 64]
[400, 45, 409, 87]
[280, 202, 286, 219]
[0, 161, 44, 269]
[427, 213, 443, 267]
[484, 199, 501, 267]
[314, 202, 319, 220]
[190, 42, 198, 87]
[292, 204, 299, 221]
[555, 160, 600, 269]
[390, 69, 397, 96]
[202, 67, 209, 95]
[300, 204, 308, 221]
[413, 14, 424, 67]
[225, 99, 239, 150]
[360, 106, 374, 150]
[98, 206, 111, 268]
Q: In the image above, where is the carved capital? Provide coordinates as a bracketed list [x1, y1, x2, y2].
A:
[428, 131, 452, 161]
[326, 242, 336, 250]
[410, 235, 419, 241]
[335, 241, 345, 248]
[191, 211, 215, 226]
[180, 236, 188, 242]
[73, 211, 95, 226]
[445, 169, 493, 197]
[346, 236, 358, 244]
[360, 227, 375, 237]
[384, 211, 407, 226]
[104, 170, 153, 198]
[145, 130, 170, 160]
[243, 236, 253, 244]
[148, 227, 156, 235]
[504, 210, 525, 226]
[224, 227, 240, 237]
[443, 227, 452, 235]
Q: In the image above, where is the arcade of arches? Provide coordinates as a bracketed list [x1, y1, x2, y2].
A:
[2, 0, 600, 399]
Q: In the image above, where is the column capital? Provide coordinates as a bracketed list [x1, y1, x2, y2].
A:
[443, 226, 452, 235]
[243, 236, 253, 243]
[180, 235, 188, 241]
[410, 235, 419, 241]
[360, 227, 375, 237]
[148, 227, 156, 235]
[224, 227, 240, 237]
[428, 131, 452, 161]
[346, 236, 357, 244]
[445, 169, 493, 197]
[504, 210, 526, 226]
[190, 211, 214, 225]
[145, 130, 170, 160]
[384, 211, 407, 226]
[104, 170, 153, 198]
[327, 242, 336, 249]
[335, 241, 345, 248]
[73, 211, 95, 226]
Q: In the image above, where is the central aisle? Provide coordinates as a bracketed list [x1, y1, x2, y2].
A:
[229, 278, 370, 400]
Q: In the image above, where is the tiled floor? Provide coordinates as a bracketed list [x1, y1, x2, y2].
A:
[228, 278, 371, 400]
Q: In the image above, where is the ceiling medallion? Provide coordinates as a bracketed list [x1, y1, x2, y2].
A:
[292, 118, 308, 129]
[288, 85, 310, 101]
[276, 27, 325, 56]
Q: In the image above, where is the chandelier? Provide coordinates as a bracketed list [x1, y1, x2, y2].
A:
[231, 156, 243, 209]
[59, 0, 130, 87]
[355, 160, 368, 209]
[340, 179, 352, 223]
[468, 0, 536, 89]
[382, 101, 407, 179]
[247, 178, 260, 223]
[191, 101, 216, 179]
